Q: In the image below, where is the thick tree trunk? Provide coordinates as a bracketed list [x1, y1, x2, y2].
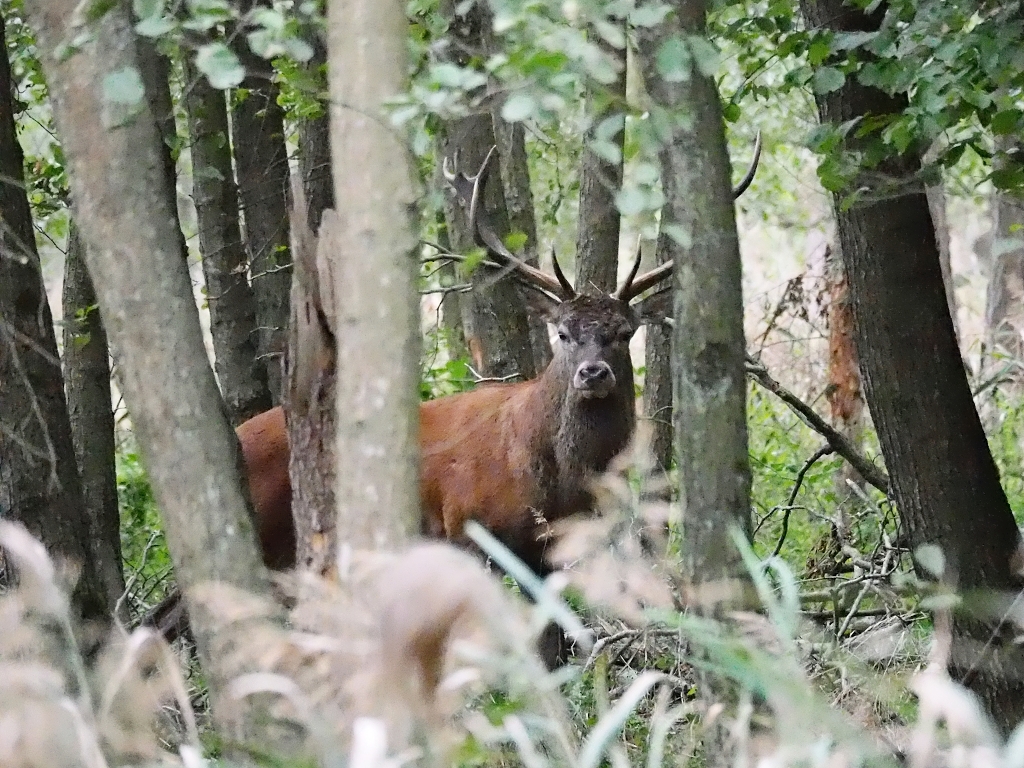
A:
[298, 35, 334, 233]
[0, 16, 109, 622]
[24, 2, 292, 744]
[643, 238, 673, 469]
[574, 31, 626, 295]
[61, 221, 125, 616]
[639, 0, 752, 589]
[439, 0, 537, 380]
[802, 0, 1024, 733]
[329, 0, 420, 550]
[231, 7, 292, 402]
[183, 58, 272, 424]
[491, 116, 551, 369]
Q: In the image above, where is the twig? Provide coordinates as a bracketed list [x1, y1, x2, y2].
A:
[465, 363, 522, 384]
[582, 628, 682, 672]
[770, 444, 834, 559]
[745, 355, 890, 495]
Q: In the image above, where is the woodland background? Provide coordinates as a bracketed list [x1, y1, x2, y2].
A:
[3, 0, 1024, 765]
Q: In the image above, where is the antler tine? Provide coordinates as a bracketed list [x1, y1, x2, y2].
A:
[732, 129, 762, 199]
[618, 260, 673, 304]
[444, 146, 572, 301]
[442, 151, 458, 182]
[550, 249, 576, 299]
[612, 236, 644, 301]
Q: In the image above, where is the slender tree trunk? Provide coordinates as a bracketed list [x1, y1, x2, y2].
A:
[985, 137, 1024, 369]
[639, 0, 752, 589]
[0, 15, 108, 622]
[430, 180, 469, 360]
[643, 238, 673, 469]
[575, 30, 627, 295]
[802, 0, 1024, 733]
[231, 6, 292, 402]
[329, 0, 421, 550]
[824, 244, 866, 493]
[62, 221, 125, 616]
[439, 0, 537, 380]
[927, 183, 959, 339]
[183, 58, 271, 424]
[298, 34, 334, 233]
[491, 115, 552, 369]
[24, 3, 293, 745]
[135, 36, 189, 265]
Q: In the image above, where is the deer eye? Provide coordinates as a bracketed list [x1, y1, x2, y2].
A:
[557, 330, 569, 342]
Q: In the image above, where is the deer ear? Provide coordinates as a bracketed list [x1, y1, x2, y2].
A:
[633, 288, 672, 326]
[519, 285, 561, 322]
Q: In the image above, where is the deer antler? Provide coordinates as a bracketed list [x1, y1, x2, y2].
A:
[444, 148, 575, 302]
[614, 131, 763, 304]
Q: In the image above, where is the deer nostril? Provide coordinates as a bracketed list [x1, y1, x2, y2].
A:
[580, 363, 610, 382]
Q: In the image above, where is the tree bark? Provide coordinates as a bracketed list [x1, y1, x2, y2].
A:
[61, 220, 125, 616]
[298, 34, 334, 233]
[183, 58, 271, 424]
[801, 0, 1024, 733]
[0, 14, 109, 622]
[23, 1, 292, 743]
[231, 5, 292, 403]
[985, 137, 1024, 368]
[927, 183, 959, 339]
[439, 0, 537, 380]
[642, 238, 673, 469]
[491, 114, 551, 369]
[329, 0, 421, 550]
[574, 30, 627, 295]
[638, 0, 752, 588]
[135, 36, 189, 266]
[824, 243, 866, 492]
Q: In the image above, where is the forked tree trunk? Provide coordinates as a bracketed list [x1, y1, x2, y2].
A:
[136, 37, 189, 265]
[801, 0, 1024, 733]
[491, 116, 551, 369]
[298, 34, 334, 232]
[328, 0, 421, 550]
[575, 29, 627, 295]
[231, 6, 292, 402]
[0, 17, 109, 622]
[639, 0, 752, 588]
[438, 0, 537, 381]
[183, 59, 271, 424]
[24, 2, 291, 744]
[985, 136, 1024, 370]
[643, 237, 673, 469]
[62, 221, 125, 616]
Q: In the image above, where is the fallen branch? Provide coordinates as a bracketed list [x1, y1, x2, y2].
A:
[745, 355, 890, 495]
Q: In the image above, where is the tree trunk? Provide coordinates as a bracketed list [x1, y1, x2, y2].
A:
[643, 237, 673, 469]
[24, 2, 292, 744]
[430, 183, 469, 360]
[801, 0, 1024, 733]
[574, 30, 626, 295]
[231, 7, 292, 402]
[824, 243, 866, 493]
[638, 0, 752, 589]
[135, 36, 189, 265]
[0, 15, 109, 623]
[491, 115, 551, 369]
[439, 0, 537, 380]
[61, 220, 125, 616]
[985, 137, 1024, 368]
[329, 0, 421, 550]
[298, 34, 334, 233]
[183, 58, 271, 424]
[927, 183, 959, 339]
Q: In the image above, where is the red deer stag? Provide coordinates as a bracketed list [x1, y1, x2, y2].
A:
[148, 137, 760, 662]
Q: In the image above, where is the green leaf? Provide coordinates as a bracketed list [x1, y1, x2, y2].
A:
[655, 35, 690, 83]
[102, 67, 145, 106]
[133, 0, 165, 19]
[662, 224, 691, 249]
[630, 3, 670, 27]
[614, 186, 646, 216]
[991, 109, 1022, 136]
[501, 92, 536, 122]
[687, 35, 720, 78]
[195, 43, 245, 89]
[135, 15, 175, 37]
[811, 67, 845, 94]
